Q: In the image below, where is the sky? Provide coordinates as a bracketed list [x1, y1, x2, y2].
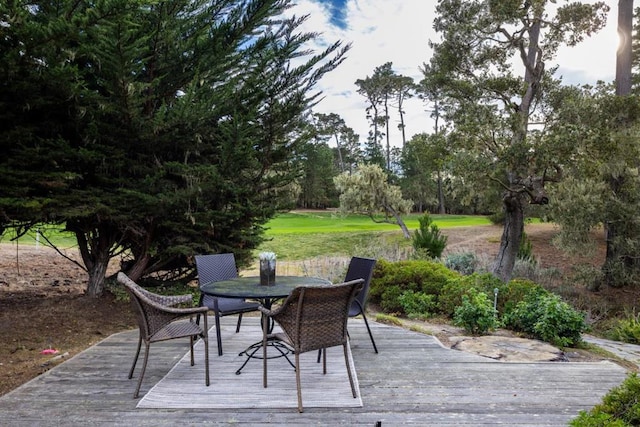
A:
[286, 0, 620, 147]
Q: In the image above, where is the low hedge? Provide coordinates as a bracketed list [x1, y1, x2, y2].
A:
[370, 259, 459, 314]
[370, 260, 587, 345]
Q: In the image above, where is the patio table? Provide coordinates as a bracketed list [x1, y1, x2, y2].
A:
[200, 275, 331, 375]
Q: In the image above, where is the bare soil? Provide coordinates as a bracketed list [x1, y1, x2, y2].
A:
[0, 223, 622, 397]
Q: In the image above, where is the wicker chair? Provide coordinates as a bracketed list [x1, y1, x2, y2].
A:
[195, 253, 260, 356]
[258, 279, 364, 412]
[345, 256, 378, 353]
[117, 272, 210, 398]
[316, 257, 378, 364]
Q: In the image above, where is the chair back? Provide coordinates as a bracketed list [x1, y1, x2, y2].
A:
[118, 272, 187, 340]
[344, 257, 376, 316]
[195, 253, 238, 284]
[273, 279, 364, 354]
[195, 253, 238, 306]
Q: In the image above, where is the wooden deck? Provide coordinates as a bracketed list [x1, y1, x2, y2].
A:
[0, 317, 629, 426]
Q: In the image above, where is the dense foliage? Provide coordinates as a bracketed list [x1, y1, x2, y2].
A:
[371, 260, 587, 346]
[571, 373, 640, 426]
[0, 0, 348, 295]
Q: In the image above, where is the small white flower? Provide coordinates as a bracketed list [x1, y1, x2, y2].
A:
[259, 251, 276, 261]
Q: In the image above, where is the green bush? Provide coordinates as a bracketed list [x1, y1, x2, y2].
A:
[398, 290, 437, 319]
[443, 252, 478, 275]
[610, 311, 640, 345]
[517, 231, 536, 263]
[370, 259, 459, 315]
[503, 290, 587, 347]
[571, 373, 640, 426]
[412, 213, 448, 259]
[453, 289, 498, 335]
[499, 278, 541, 317]
[438, 273, 504, 317]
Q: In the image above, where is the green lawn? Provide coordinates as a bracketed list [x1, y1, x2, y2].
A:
[258, 211, 492, 260]
[264, 211, 491, 235]
[0, 211, 492, 261]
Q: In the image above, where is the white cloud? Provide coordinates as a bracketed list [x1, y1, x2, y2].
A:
[289, 0, 619, 147]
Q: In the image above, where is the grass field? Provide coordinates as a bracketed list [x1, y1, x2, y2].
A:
[258, 211, 491, 260]
[0, 211, 491, 260]
[263, 211, 490, 235]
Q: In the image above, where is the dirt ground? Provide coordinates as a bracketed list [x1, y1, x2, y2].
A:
[0, 223, 614, 396]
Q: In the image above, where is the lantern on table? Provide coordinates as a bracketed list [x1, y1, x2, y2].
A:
[259, 251, 276, 286]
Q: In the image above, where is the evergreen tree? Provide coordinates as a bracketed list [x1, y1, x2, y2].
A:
[0, 0, 349, 296]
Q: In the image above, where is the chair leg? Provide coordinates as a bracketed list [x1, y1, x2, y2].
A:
[189, 336, 195, 366]
[316, 348, 323, 363]
[359, 309, 379, 353]
[343, 342, 358, 398]
[262, 315, 269, 388]
[128, 332, 143, 379]
[203, 315, 210, 386]
[322, 347, 327, 374]
[133, 341, 150, 399]
[235, 313, 243, 333]
[195, 293, 205, 326]
[295, 352, 303, 413]
[215, 311, 223, 356]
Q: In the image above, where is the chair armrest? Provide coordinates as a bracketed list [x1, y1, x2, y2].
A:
[136, 290, 208, 316]
[138, 287, 193, 307]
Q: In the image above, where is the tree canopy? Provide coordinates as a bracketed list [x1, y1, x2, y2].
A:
[428, 0, 609, 281]
[334, 163, 413, 238]
[0, 0, 349, 296]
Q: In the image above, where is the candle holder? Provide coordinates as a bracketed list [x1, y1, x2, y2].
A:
[259, 252, 276, 286]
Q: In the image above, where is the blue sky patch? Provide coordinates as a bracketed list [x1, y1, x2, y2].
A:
[315, 0, 348, 29]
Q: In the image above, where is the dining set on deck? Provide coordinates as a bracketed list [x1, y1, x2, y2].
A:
[116, 254, 378, 412]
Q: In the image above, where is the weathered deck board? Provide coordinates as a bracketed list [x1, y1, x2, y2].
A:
[0, 317, 629, 426]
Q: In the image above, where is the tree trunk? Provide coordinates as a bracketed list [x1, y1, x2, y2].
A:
[334, 133, 345, 172]
[615, 0, 633, 96]
[492, 193, 525, 282]
[437, 170, 446, 214]
[76, 230, 114, 297]
[491, 12, 542, 282]
[605, 0, 634, 285]
[85, 259, 109, 298]
[383, 205, 411, 239]
[71, 221, 121, 297]
[384, 96, 391, 170]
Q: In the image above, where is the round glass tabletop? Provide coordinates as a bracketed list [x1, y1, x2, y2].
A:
[199, 275, 331, 300]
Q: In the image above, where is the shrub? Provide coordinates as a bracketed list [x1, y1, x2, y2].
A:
[438, 273, 504, 317]
[398, 290, 437, 320]
[412, 213, 448, 259]
[610, 311, 640, 345]
[453, 289, 498, 335]
[499, 278, 541, 317]
[370, 259, 459, 315]
[571, 373, 640, 426]
[443, 252, 478, 275]
[503, 290, 587, 347]
[517, 231, 536, 263]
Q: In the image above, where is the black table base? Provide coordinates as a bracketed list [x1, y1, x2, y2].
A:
[235, 337, 295, 375]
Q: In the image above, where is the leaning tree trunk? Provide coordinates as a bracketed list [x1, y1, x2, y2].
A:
[492, 192, 525, 282]
[490, 13, 543, 282]
[381, 205, 411, 239]
[75, 226, 117, 298]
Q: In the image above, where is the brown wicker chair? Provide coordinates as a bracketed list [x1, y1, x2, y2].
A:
[258, 279, 364, 412]
[117, 272, 210, 398]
